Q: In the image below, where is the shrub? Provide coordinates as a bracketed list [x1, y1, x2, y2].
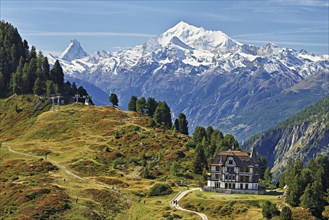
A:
[262, 200, 279, 219]
[149, 183, 173, 196]
[280, 206, 292, 220]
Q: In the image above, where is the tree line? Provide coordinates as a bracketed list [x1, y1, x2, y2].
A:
[279, 155, 329, 218]
[0, 21, 88, 99]
[189, 126, 240, 175]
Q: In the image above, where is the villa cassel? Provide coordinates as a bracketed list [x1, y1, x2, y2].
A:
[206, 148, 263, 194]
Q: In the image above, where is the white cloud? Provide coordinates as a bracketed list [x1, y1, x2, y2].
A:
[22, 31, 155, 38]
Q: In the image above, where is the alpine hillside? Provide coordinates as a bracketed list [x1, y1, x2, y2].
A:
[48, 21, 329, 141]
[244, 96, 329, 181]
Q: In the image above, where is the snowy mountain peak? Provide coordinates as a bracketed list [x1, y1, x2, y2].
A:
[157, 21, 241, 51]
[60, 39, 88, 62]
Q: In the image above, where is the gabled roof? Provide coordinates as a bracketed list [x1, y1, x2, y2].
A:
[211, 150, 258, 167]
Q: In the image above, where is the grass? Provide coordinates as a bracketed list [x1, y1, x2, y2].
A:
[0, 95, 203, 219]
[179, 190, 284, 220]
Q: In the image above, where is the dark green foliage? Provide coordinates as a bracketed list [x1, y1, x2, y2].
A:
[300, 181, 325, 217]
[136, 97, 146, 113]
[285, 155, 329, 217]
[262, 201, 279, 219]
[46, 80, 55, 97]
[77, 86, 88, 96]
[264, 168, 272, 183]
[128, 95, 137, 111]
[258, 156, 267, 179]
[72, 82, 78, 95]
[193, 126, 206, 143]
[193, 144, 207, 174]
[174, 119, 179, 131]
[223, 134, 239, 150]
[279, 172, 286, 188]
[153, 101, 172, 129]
[177, 113, 188, 135]
[280, 206, 292, 220]
[50, 60, 64, 89]
[0, 72, 4, 96]
[109, 93, 118, 107]
[146, 97, 157, 117]
[0, 21, 87, 99]
[149, 183, 173, 196]
[206, 126, 214, 142]
[33, 77, 43, 95]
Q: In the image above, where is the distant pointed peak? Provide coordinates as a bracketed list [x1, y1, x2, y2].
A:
[60, 39, 88, 62]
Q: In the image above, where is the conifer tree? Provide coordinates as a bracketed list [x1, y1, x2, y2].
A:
[46, 80, 55, 97]
[33, 77, 43, 95]
[153, 101, 172, 129]
[109, 93, 119, 107]
[72, 82, 78, 95]
[128, 96, 137, 111]
[174, 119, 179, 131]
[50, 60, 64, 89]
[206, 126, 214, 142]
[136, 97, 146, 113]
[193, 126, 206, 143]
[21, 63, 30, 93]
[146, 97, 157, 117]
[0, 72, 4, 96]
[42, 57, 50, 79]
[78, 86, 88, 96]
[193, 144, 207, 174]
[300, 181, 325, 217]
[178, 112, 188, 135]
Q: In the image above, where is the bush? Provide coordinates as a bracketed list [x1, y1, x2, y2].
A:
[262, 200, 279, 219]
[280, 206, 292, 220]
[149, 183, 173, 196]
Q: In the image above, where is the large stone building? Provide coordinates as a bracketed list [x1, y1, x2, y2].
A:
[206, 148, 262, 194]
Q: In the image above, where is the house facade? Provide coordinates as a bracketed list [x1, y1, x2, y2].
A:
[206, 148, 261, 193]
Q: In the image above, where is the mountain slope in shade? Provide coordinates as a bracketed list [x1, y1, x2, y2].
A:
[59, 39, 88, 61]
[48, 21, 329, 141]
[244, 96, 329, 181]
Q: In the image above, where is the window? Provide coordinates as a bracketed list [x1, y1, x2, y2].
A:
[229, 160, 233, 165]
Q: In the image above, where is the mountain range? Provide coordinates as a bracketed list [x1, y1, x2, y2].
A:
[48, 21, 329, 141]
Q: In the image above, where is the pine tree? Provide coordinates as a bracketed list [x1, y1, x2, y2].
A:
[28, 58, 37, 90]
[109, 93, 119, 107]
[258, 156, 267, 179]
[264, 168, 272, 183]
[223, 134, 239, 150]
[178, 113, 188, 135]
[21, 63, 30, 94]
[300, 181, 325, 217]
[146, 97, 157, 117]
[72, 82, 78, 95]
[193, 144, 207, 174]
[42, 57, 50, 79]
[46, 80, 55, 97]
[206, 126, 214, 142]
[0, 72, 4, 97]
[174, 119, 179, 131]
[286, 174, 304, 206]
[153, 101, 172, 129]
[77, 86, 88, 96]
[193, 126, 206, 144]
[50, 60, 64, 89]
[128, 96, 137, 111]
[33, 77, 43, 95]
[136, 97, 146, 113]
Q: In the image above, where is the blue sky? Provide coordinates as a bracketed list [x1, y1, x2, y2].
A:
[1, 0, 328, 55]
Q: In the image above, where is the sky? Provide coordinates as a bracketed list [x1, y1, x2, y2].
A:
[1, 0, 328, 55]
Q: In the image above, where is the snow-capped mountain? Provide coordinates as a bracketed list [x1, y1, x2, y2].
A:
[60, 39, 88, 62]
[49, 21, 329, 141]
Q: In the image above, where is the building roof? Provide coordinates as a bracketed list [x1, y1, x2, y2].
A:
[211, 150, 258, 167]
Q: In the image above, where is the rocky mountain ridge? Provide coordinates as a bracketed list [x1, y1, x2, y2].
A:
[244, 96, 329, 180]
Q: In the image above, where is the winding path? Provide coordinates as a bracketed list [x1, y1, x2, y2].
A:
[6, 145, 82, 180]
[170, 188, 208, 220]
